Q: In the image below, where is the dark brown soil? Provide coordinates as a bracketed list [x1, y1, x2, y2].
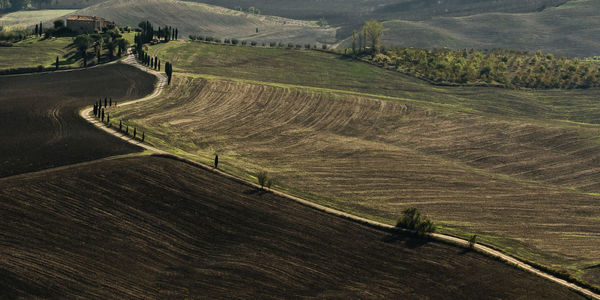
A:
[0, 155, 584, 299]
[0, 63, 155, 178]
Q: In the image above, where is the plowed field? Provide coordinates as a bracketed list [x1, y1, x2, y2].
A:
[112, 76, 600, 283]
[0, 64, 155, 177]
[0, 155, 584, 299]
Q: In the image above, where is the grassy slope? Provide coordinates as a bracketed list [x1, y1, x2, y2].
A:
[338, 0, 600, 57]
[73, 0, 337, 44]
[0, 9, 76, 29]
[117, 42, 600, 284]
[152, 42, 600, 124]
[0, 37, 77, 69]
[0, 63, 154, 177]
[0, 155, 584, 299]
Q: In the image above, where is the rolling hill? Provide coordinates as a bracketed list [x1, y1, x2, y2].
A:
[73, 0, 337, 45]
[338, 0, 600, 57]
[120, 41, 600, 286]
[0, 155, 585, 298]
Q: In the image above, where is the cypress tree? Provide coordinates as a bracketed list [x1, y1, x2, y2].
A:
[158, 60, 160, 71]
[35, 24, 38, 36]
[101, 108, 105, 122]
[93, 104, 97, 116]
[107, 114, 110, 123]
[119, 120, 122, 131]
[104, 98, 107, 107]
[175, 28, 178, 40]
[55, 56, 59, 71]
[39, 22, 43, 36]
[109, 98, 112, 106]
[133, 127, 137, 138]
[142, 132, 145, 142]
[126, 126, 128, 135]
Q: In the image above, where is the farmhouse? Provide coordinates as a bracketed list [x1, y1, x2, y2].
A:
[66, 16, 115, 33]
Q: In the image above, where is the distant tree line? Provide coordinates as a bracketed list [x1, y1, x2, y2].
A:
[134, 20, 178, 53]
[188, 34, 328, 50]
[361, 47, 600, 89]
[0, 0, 53, 11]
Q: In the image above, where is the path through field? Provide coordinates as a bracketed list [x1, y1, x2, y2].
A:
[89, 48, 600, 298]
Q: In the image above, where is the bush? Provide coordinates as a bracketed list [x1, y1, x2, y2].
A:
[287, 43, 294, 48]
[269, 42, 276, 47]
[224, 38, 230, 44]
[231, 38, 239, 45]
[295, 44, 302, 49]
[468, 235, 477, 249]
[241, 40, 247, 46]
[322, 44, 327, 50]
[251, 41, 257, 46]
[257, 171, 268, 189]
[396, 207, 436, 236]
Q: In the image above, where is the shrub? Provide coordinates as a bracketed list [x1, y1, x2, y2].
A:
[224, 38, 230, 44]
[197, 35, 204, 41]
[287, 43, 294, 48]
[322, 44, 327, 50]
[396, 207, 436, 236]
[304, 44, 311, 49]
[232, 38, 239, 45]
[269, 42, 276, 47]
[468, 235, 477, 249]
[251, 41, 257, 46]
[241, 40, 247, 46]
[257, 171, 268, 189]
[295, 44, 302, 49]
[214, 38, 221, 43]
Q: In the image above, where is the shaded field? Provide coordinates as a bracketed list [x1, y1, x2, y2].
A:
[75, 0, 337, 45]
[112, 76, 600, 285]
[152, 42, 600, 124]
[0, 63, 154, 177]
[368, 0, 600, 58]
[0, 155, 584, 299]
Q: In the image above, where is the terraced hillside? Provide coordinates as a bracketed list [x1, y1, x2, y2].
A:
[0, 63, 154, 177]
[0, 155, 584, 299]
[74, 0, 337, 45]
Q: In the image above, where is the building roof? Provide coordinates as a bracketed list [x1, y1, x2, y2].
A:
[67, 15, 104, 22]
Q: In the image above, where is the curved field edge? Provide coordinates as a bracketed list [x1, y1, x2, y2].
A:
[149, 42, 600, 125]
[0, 63, 155, 178]
[109, 74, 600, 290]
[0, 155, 587, 299]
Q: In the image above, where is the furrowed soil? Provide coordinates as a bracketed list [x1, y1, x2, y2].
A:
[112, 76, 600, 284]
[0, 63, 155, 177]
[0, 155, 584, 299]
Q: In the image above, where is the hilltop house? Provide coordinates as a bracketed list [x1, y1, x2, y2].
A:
[66, 16, 115, 33]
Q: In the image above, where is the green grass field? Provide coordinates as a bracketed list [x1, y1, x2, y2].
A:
[112, 42, 600, 287]
[0, 37, 78, 69]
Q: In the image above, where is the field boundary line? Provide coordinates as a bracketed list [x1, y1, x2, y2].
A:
[81, 48, 600, 300]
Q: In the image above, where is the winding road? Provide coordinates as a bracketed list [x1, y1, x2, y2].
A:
[81, 49, 600, 300]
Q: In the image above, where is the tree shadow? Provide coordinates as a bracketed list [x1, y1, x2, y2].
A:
[243, 188, 268, 195]
[382, 230, 430, 249]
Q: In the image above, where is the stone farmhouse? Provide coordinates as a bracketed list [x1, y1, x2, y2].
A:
[66, 16, 115, 33]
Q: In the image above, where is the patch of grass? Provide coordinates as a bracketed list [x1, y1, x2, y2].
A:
[0, 36, 76, 69]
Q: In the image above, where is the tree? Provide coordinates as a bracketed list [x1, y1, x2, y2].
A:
[352, 31, 357, 56]
[396, 207, 436, 236]
[39, 22, 43, 36]
[175, 28, 178, 40]
[55, 56, 59, 70]
[257, 171, 268, 189]
[363, 20, 383, 52]
[74, 34, 92, 67]
[468, 235, 477, 249]
[34, 24, 39, 35]
[117, 38, 129, 56]
[214, 154, 218, 168]
[165, 62, 173, 85]
[53, 19, 64, 29]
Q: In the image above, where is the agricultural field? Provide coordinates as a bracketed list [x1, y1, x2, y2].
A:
[0, 9, 75, 29]
[74, 0, 337, 45]
[115, 42, 600, 285]
[151, 42, 600, 124]
[340, 0, 600, 57]
[0, 155, 585, 299]
[0, 63, 154, 177]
